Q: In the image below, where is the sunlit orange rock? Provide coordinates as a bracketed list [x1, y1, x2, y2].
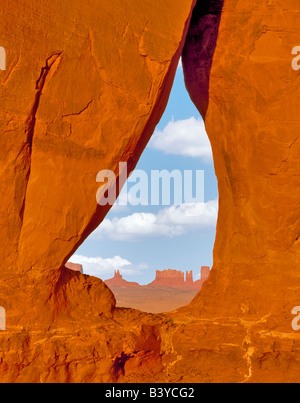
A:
[0, 0, 195, 327]
[184, 0, 300, 317]
[1, 0, 299, 384]
[0, 0, 198, 383]
[180, 0, 300, 382]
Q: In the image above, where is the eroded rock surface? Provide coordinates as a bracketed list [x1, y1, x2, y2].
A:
[0, 0, 300, 383]
[0, 0, 195, 327]
[0, 0, 200, 383]
[183, 0, 300, 318]
[181, 0, 300, 382]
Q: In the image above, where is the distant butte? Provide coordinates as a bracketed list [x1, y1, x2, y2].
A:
[65, 262, 84, 274]
[149, 267, 210, 290]
[105, 267, 210, 290]
[103, 268, 211, 313]
[105, 270, 140, 288]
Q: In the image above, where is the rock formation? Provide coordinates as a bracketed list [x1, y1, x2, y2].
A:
[149, 269, 206, 289]
[150, 269, 186, 288]
[0, 0, 196, 327]
[178, 0, 300, 382]
[193, 266, 210, 290]
[183, 0, 300, 318]
[105, 270, 140, 288]
[103, 269, 210, 313]
[201, 266, 210, 282]
[105, 268, 209, 290]
[0, 0, 299, 383]
[65, 262, 83, 274]
[0, 0, 200, 383]
[186, 270, 194, 288]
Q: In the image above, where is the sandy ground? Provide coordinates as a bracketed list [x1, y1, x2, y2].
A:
[109, 285, 199, 313]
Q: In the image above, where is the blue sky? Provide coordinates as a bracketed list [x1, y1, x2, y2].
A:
[72, 62, 219, 285]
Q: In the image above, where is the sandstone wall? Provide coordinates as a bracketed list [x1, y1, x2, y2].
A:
[0, 0, 299, 383]
[0, 0, 196, 326]
[183, 0, 300, 321]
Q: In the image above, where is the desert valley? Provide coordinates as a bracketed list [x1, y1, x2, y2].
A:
[105, 268, 210, 313]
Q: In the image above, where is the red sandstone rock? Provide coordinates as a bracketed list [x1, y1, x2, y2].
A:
[0, 0, 196, 327]
[150, 269, 186, 288]
[0, 0, 299, 384]
[105, 270, 140, 288]
[0, 0, 199, 382]
[183, 0, 300, 319]
[192, 266, 210, 290]
[150, 269, 208, 290]
[105, 268, 209, 292]
[186, 270, 194, 288]
[65, 262, 83, 274]
[175, 0, 300, 383]
[200, 266, 210, 282]
[104, 269, 209, 313]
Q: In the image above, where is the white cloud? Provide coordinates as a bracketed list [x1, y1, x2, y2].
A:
[69, 254, 148, 279]
[149, 117, 213, 162]
[178, 57, 183, 70]
[93, 200, 218, 241]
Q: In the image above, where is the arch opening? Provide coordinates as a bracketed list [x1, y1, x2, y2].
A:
[69, 56, 219, 314]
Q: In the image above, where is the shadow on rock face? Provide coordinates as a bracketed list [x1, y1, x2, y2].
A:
[182, 0, 224, 117]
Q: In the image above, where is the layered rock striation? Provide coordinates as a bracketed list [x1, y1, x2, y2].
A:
[0, 0, 299, 383]
[183, 0, 300, 319]
[0, 0, 196, 327]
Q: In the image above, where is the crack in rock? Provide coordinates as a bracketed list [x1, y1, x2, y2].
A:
[19, 52, 63, 227]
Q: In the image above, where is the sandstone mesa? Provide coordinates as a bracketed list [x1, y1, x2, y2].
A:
[0, 0, 299, 383]
[104, 268, 210, 313]
[105, 268, 210, 290]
